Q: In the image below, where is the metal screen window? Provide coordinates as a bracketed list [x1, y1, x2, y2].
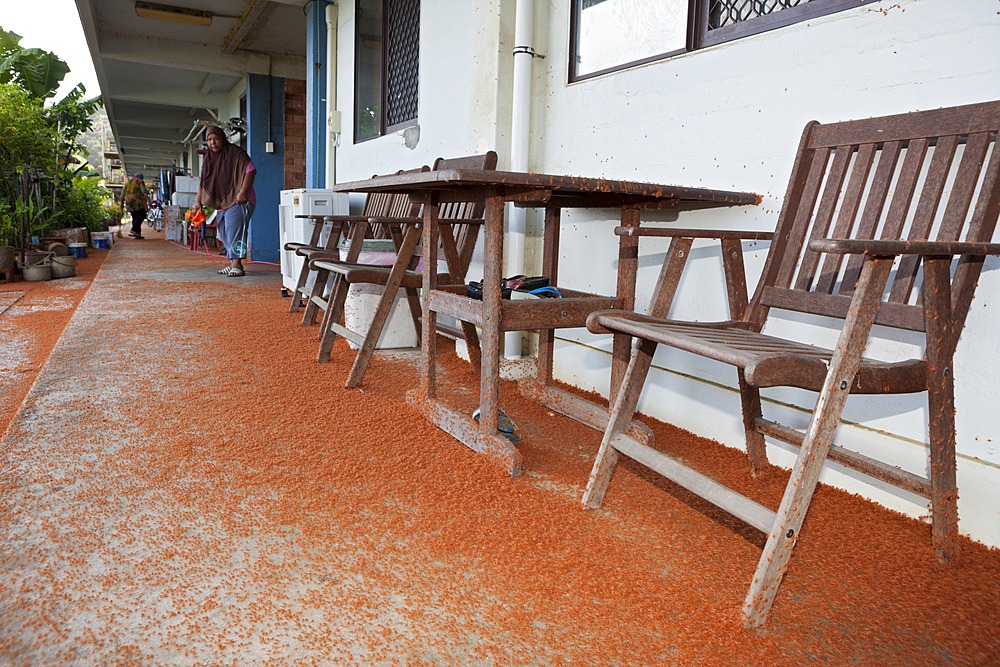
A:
[569, 0, 874, 81]
[708, 0, 811, 30]
[385, 0, 419, 130]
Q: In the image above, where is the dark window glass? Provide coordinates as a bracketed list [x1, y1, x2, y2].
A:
[355, 0, 384, 142]
[354, 0, 419, 142]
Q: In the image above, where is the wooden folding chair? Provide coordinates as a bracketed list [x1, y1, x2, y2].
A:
[301, 167, 429, 332]
[312, 151, 498, 388]
[582, 101, 1000, 627]
[286, 168, 427, 327]
[286, 213, 341, 312]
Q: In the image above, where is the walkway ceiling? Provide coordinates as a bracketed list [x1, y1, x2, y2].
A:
[74, 0, 310, 178]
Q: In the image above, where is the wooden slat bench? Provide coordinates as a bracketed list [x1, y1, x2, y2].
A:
[582, 100, 1000, 627]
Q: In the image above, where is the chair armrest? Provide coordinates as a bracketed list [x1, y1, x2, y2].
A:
[365, 215, 422, 225]
[322, 214, 389, 223]
[809, 238, 1000, 256]
[614, 227, 773, 241]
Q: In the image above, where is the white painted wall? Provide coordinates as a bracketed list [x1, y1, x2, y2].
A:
[334, 0, 1000, 547]
[334, 1, 513, 184]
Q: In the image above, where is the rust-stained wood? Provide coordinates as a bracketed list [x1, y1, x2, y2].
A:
[517, 380, 654, 447]
[611, 208, 641, 399]
[331, 169, 759, 209]
[614, 433, 777, 533]
[536, 207, 561, 386]
[923, 257, 959, 563]
[614, 227, 773, 240]
[496, 295, 624, 332]
[405, 390, 522, 476]
[576, 100, 1000, 630]
[334, 164, 759, 477]
[753, 418, 932, 498]
[317, 156, 495, 387]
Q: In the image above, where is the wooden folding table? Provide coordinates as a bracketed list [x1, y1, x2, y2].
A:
[331, 170, 759, 475]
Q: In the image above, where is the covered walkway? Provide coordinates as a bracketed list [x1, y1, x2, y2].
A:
[0, 234, 998, 665]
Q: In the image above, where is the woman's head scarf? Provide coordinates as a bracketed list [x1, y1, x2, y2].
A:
[199, 126, 252, 210]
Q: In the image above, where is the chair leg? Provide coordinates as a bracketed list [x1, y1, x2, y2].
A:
[289, 260, 312, 313]
[344, 229, 422, 388]
[317, 271, 355, 361]
[928, 377, 959, 563]
[741, 256, 893, 628]
[923, 256, 959, 564]
[582, 338, 657, 509]
[738, 371, 769, 476]
[301, 266, 331, 326]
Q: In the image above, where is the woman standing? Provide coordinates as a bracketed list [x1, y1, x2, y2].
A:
[121, 173, 149, 239]
[193, 126, 256, 276]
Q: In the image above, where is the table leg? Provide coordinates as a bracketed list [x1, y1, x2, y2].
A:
[535, 206, 560, 385]
[420, 198, 439, 398]
[479, 192, 504, 437]
[611, 207, 641, 397]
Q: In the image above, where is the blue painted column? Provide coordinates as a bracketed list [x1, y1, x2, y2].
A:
[306, 0, 327, 188]
[246, 73, 285, 264]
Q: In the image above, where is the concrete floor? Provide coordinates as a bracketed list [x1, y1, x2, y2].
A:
[2, 235, 998, 667]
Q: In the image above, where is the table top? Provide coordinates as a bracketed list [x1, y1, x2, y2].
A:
[331, 169, 760, 210]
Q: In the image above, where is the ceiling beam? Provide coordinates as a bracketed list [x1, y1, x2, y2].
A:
[106, 87, 229, 110]
[98, 32, 305, 78]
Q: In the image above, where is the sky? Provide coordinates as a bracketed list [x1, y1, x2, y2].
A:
[1, 0, 101, 101]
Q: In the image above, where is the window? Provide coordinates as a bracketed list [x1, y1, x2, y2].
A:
[570, 0, 876, 81]
[355, 0, 420, 142]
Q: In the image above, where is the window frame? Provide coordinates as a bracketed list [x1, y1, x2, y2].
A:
[354, 0, 420, 144]
[569, 0, 879, 83]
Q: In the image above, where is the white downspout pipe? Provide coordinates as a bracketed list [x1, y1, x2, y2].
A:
[505, 0, 535, 358]
[325, 2, 340, 188]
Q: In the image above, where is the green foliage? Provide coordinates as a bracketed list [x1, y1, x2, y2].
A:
[0, 29, 108, 245]
[0, 84, 54, 176]
[0, 27, 69, 100]
[53, 174, 108, 232]
[49, 83, 103, 175]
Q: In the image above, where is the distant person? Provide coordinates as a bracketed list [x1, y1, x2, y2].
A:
[192, 126, 256, 277]
[121, 173, 149, 239]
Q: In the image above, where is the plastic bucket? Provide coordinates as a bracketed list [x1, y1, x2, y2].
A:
[69, 243, 88, 259]
[51, 255, 76, 278]
[91, 232, 113, 249]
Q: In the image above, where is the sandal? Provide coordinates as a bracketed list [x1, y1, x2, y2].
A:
[217, 267, 233, 275]
[227, 268, 245, 277]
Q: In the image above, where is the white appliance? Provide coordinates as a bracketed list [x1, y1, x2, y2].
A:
[278, 189, 349, 293]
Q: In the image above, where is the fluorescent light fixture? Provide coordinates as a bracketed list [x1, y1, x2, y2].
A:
[135, 2, 212, 26]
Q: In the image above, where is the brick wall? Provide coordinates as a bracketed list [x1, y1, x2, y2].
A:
[284, 78, 306, 190]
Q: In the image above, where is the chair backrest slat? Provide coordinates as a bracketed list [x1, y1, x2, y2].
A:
[837, 140, 904, 297]
[425, 151, 498, 280]
[750, 100, 1000, 341]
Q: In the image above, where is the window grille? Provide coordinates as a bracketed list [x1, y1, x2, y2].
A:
[708, 0, 812, 30]
[385, 0, 419, 129]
